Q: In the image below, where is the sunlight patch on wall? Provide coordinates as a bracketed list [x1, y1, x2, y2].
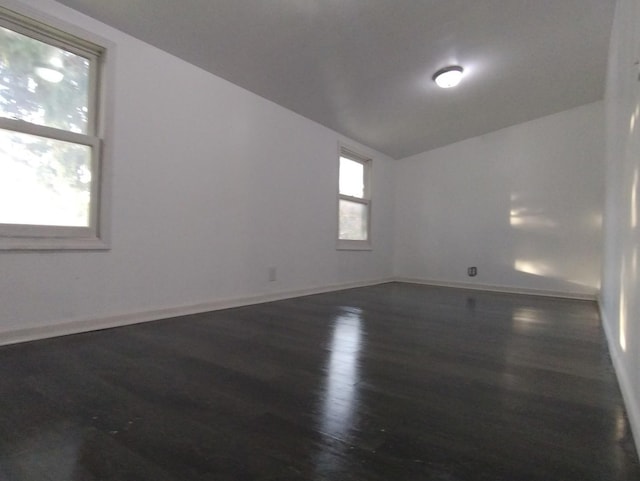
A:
[619, 263, 627, 352]
[514, 259, 555, 277]
[619, 290, 627, 352]
[509, 207, 557, 229]
[590, 212, 603, 229]
[631, 168, 638, 228]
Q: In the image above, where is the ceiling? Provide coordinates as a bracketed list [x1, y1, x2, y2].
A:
[55, 0, 615, 159]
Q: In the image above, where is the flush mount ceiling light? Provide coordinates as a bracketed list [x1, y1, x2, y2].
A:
[433, 65, 464, 89]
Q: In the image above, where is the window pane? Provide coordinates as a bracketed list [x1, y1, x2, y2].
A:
[0, 26, 90, 134]
[0, 129, 92, 227]
[339, 199, 368, 241]
[339, 156, 364, 198]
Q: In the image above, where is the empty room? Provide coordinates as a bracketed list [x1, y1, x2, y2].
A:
[1, 0, 639, 479]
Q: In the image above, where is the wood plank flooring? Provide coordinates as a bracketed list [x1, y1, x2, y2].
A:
[0, 282, 638, 480]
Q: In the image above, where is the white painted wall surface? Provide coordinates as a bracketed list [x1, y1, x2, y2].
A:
[600, 0, 640, 457]
[0, 0, 395, 339]
[394, 102, 604, 298]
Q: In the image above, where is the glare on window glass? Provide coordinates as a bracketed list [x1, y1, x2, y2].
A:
[0, 26, 90, 134]
[339, 157, 364, 198]
[0, 129, 91, 227]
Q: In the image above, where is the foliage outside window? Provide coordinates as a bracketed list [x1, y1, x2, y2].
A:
[338, 147, 371, 250]
[0, 7, 105, 249]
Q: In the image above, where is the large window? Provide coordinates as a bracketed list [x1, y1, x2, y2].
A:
[0, 6, 105, 249]
[338, 146, 371, 249]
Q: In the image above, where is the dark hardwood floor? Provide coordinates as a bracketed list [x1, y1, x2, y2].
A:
[0, 282, 638, 480]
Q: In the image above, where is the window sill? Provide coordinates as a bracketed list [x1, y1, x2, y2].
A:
[337, 240, 372, 251]
[0, 236, 109, 251]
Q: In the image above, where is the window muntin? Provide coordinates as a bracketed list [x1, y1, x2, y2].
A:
[338, 147, 371, 248]
[0, 6, 104, 248]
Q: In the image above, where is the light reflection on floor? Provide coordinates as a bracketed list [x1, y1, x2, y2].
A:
[1, 422, 83, 480]
[315, 307, 364, 476]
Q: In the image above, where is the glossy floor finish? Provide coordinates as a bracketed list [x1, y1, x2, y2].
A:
[0, 283, 638, 480]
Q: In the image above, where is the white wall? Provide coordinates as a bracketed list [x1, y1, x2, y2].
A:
[0, 0, 395, 341]
[601, 0, 640, 457]
[0, 1, 617, 347]
[394, 102, 604, 298]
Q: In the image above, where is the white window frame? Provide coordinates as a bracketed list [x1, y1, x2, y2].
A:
[337, 145, 372, 251]
[0, 4, 109, 250]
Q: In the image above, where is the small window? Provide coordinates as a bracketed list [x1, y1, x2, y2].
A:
[0, 6, 106, 249]
[338, 146, 371, 250]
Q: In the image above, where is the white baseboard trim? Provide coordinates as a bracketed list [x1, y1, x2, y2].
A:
[0, 277, 598, 347]
[0, 278, 392, 347]
[0, 277, 595, 346]
[598, 299, 640, 461]
[393, 277, 597, 301]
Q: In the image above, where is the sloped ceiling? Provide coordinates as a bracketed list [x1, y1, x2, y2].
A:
[55, 0, 615, 159]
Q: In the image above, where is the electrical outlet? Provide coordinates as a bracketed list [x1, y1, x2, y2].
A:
[467, 266, 477, 277]
[268, 267, 277, 282]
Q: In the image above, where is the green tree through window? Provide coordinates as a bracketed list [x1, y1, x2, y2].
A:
[0, 9, 103, 239]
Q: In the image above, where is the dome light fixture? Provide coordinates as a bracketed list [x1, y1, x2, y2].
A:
[433, 65, 464, 89]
